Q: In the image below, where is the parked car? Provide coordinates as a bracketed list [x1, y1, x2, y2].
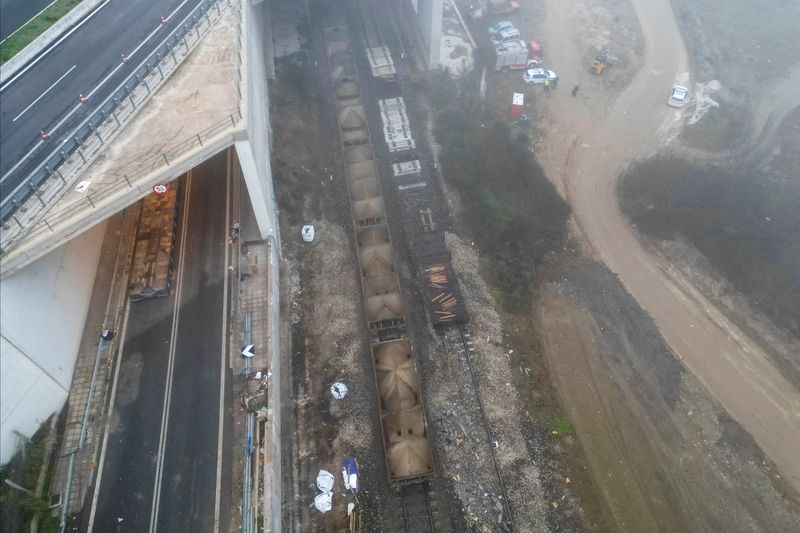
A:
[668, 85, 689, 107]
[491, 28, 521, 45]
[523, 68, 558, 84]
[488, 20, 515, 36]
[487, 0, 520, 15]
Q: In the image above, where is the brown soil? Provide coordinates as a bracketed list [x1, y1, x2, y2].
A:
[446, 0, 800, 531]
[274, 0, 800, 532]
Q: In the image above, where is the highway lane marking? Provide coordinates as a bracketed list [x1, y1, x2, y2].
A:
[85, 0, 195, 100]
[1, 0, 200, 186]
[149, 172, 192, 533]
[12, 65, 77, 122]
[0, 0, 114, 92]
[213, 148, 232, 533]
[85, 63, 125, 99]
[86, 299, 131, 533]
[125, 0, 194, 62]
[86, 208, 145, 532]
[0, 139, 43, 185]
[0, 0, 60, 45]
[0, 100, 80, 186]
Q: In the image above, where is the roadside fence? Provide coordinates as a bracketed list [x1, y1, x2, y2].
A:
[1, 0, 242, 258]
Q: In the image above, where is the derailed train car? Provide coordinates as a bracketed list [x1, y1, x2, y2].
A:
[323, 16, 435, 486]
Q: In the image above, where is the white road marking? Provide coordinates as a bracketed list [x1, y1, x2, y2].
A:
[86, 0, 193, 100]
[0, 100, 79, 186]
[1, 0, 199, 186]
[125, 0, 193, 62]
[149, 172, 192, 533]
[47, 102, 82, 138]
[12, 65, 77, 122]
[0, 139, 43, 185]
[85, 63, 124, 99]
[86, 209, 135, 533]
[0, 0, 60, 45]
[0, 0, 114, 92]
[86, 299, 131, 533]
[214, 148, 232, 533]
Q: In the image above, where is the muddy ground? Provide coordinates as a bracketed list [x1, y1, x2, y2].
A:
[669, 0, 800, 150]
[274, 0, 800, 531]
[535, 253, 800, 532]
[275, 0, 604, 530]
[444, 0, 800, 532]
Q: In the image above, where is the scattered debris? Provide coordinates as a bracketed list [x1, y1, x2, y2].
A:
[302, 225, 316, 242]
[314, 492, 333, 513]
[316, 470, 335, 492]
[330, 382, 348, 399]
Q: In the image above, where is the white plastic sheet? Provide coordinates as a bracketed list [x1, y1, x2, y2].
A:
[314, 492, 332, 512]
[301, 225, 315, 242]
[316, 470, 334, 492]
[342, 469, 358, 491]
[331, 382, 348, 399]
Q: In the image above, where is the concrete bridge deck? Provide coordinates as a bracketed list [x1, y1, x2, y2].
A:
[1, 0, 246, 278]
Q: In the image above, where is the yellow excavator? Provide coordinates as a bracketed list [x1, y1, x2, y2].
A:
[590, 51, 609, 74]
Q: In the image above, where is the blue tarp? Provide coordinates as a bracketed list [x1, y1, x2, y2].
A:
[342, 457, 359, 495]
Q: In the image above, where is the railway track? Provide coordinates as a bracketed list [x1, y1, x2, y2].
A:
[441, 325, 516, 532]
[400, 482, 438, 533]
[347, 1, 509, 531]
[356, 0, 383, 48]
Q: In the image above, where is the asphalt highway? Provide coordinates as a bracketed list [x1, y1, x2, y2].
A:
[85, 150, 233, 532]
[0, 0, 203, 199]
[0, 0, 53, 41]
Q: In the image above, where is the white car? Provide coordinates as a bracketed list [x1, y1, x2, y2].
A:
[668, 85, 689, 107]
[523, 68, 558, 85]
[488, 20, 514, 36]
[491, 28, 521, 45]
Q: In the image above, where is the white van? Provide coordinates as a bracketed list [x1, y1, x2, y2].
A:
[491, 28, 521, 45]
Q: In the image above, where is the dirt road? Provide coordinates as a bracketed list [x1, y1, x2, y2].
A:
[538, 0, 800, 493]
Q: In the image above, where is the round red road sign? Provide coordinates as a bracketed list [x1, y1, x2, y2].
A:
[152, 184, 168, 195]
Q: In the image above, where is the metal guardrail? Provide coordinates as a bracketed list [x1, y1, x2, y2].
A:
[1, 0, 241, 256]
[44, 1, 243, 529]
[243, 412, 255, 533]
[4, 111, 240, 253]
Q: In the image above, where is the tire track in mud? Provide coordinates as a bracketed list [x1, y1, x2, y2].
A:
[537, 0, 800, 495]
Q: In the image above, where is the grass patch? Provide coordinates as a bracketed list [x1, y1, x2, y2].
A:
[426, 73, 570, 313]
[0, 417, 59, 532]
[1, 0, 82, 64]
[549, 414, 574, 437]
[619, 156, 800, 337]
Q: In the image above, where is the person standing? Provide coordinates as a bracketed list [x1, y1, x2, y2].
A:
[571, 83, 580, 97]
[544, 79, 550, 92]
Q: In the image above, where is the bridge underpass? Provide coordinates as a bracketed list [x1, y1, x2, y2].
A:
[1, 0, 282, 530]
[1, 0, 445, 530]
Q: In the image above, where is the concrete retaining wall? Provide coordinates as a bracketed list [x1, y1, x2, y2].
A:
[237, 2, 282, 531]
[0, 221, 106, 464]
[418, 0, 443, 69]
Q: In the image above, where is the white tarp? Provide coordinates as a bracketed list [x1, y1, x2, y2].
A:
[331, 382, 348, 399]
[316, 470, 334, 492]
[301, 225, 315, 242]
[342, 468, 358, 491]
[314, 492, 332, 512]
